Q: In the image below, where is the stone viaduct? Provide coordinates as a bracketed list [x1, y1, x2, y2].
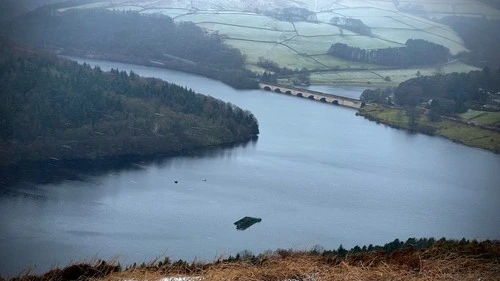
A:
[258, 83, 363, 109]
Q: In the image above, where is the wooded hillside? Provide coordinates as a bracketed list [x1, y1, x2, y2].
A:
[2, 7, 257, 89]
[0, 39, 259, 165]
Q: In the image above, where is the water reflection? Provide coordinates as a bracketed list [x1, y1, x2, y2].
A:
[0, 138, 258, 188]
[1, 58, 499, 277]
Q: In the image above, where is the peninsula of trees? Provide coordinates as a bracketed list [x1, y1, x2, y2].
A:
[1, 7, 257, 89]
[0, 39, 259, 165]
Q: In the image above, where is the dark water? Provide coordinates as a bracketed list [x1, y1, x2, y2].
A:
[1, 58, 499, 276]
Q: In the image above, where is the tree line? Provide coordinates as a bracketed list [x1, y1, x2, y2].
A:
[257, 57, 311, 86]
[265, 7, 317, 22]
[394, 67, 499, 114]
[1, 7, 258, 89]
[441, 16, 500, 69]
[0, 39, 259, 165]
[328, 39, 450, 67]
[330, 17, 371, 35]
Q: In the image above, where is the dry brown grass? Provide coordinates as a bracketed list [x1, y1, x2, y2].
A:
[99, 242, 500, 281]
[11, 241, 500, 281]
[197, 252, 499, 281]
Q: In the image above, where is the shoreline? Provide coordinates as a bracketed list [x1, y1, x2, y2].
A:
[0, 136, 258, 186]
[357, 104, 500, 154]
[49, 47, 259, 89]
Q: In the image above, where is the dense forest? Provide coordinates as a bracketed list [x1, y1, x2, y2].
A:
[394, 68, 500, 114]
[0, 39, 259, 165]
[1, 7, 257, 89]
[328, 39, 449, 67]
[441, 16, 500, 69]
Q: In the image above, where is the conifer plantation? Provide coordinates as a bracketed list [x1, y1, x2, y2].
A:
[0, 39, 259, 165]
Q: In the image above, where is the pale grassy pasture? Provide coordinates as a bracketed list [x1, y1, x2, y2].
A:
[58, 1, 112, 12]
[140, 8, 191, 18]
[57, 0, 489, 84]
[331, 34, 403, 49]
[309, 60, 480, 85]
[175, 13, 295, 31]
[293, 22, 345, 36]
[284, 35, 401, 56]
[315, 12, 342, 23]
[310, 55, 383, 70]
[199, 23, 296, 42]
[310, 70, 383, 85]
[398, 0, 500, 18]
[370, 29, 467, 55]
[358, 16, 414, 29]
[332, 7, 396, 18]
[326, 0, 398, 10]
[225, 39, 322, 69]
[371, 61, 479, 84]
[107, 5, 144, 12]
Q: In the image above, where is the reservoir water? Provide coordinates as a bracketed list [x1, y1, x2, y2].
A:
[1, 59, 499, 276]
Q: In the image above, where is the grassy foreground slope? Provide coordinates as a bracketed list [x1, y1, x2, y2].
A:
[0, 39, 259, 165]
[8, 239, 500, 281]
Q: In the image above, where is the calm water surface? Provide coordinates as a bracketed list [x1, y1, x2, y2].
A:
[1, 59, 499, 276]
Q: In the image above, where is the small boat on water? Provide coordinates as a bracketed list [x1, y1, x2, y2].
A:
[234, 216, 262, 230]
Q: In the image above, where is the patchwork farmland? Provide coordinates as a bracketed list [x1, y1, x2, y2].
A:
[59, 0, 496, 85]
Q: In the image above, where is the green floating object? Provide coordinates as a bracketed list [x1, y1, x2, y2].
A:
[234, 216, 262, 230]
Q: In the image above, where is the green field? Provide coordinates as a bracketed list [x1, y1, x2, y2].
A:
[59, 0, 498, 84]
[308, 60, 479, 85]
[460, 110, 500, 127]
[360, 105, 500, 153]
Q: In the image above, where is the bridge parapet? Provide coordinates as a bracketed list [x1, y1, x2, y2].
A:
[259, 83, 362, 109]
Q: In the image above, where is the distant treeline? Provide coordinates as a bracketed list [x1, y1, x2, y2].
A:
[1, 8, 258, 89]
[328, 39, 450, 67]
[257, 58, 310, 86]
[223, 237, 494, 263]
[10, 237, 499, 281]
[0, 39, 259, 165]
[394, 68, 499, 114]
[441, 16, 500, 69]
[330, 17, 371, 35]
[265, 7, 317, 22]
[360, 88, 394, 104]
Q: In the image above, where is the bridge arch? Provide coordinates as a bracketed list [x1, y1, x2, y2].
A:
[258, 83, 361, 109]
